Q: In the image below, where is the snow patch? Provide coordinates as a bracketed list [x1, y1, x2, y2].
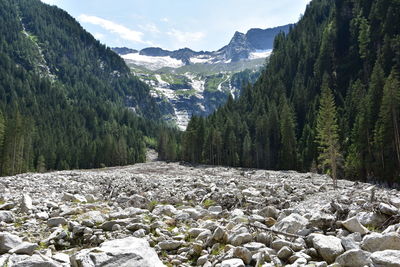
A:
[249, 49, 273, 59]
[190, 55, 213, 64]
[122, 53, 184, 70]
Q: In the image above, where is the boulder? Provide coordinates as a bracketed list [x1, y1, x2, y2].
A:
[9, 242, 39, 256]
[20, 194, 33, 213]
[70, 237, 164, 267]
[47, 217, 68, 227]
[220, 258, 245, 267]
[357, 212, 387, 228]
[370, 250, 400, 267]
[272, 213, 308, 235]
[342, 216, 369, 235]
[379, 203, 398, 216]
[308, 234, 344, 263]
[0, 211, 14, 223]
[229, 233, 253, 246]
[0, 232, 23, 254]
[158, 240, 183, 250]
[335, 249, 372, 267]
[233, 247, 252, 265]
[6, 253, 62, 267]
[361, 232, 400, 252]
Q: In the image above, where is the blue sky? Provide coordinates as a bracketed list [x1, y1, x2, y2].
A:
[40, 0, 311, 51]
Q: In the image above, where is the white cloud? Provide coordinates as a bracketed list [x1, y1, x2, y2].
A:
[139, 23, 160, 34]
[78, 14, 153, 45]
[167, 29, 205, 48]
[93, 33, 105, 40]
[160, 17, 170, 23]
[40, 0, 59, 5]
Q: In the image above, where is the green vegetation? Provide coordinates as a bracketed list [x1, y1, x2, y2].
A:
[175, 0, 400, 184]
[0, 0, 170, 176]
[203, 199, 216, 208]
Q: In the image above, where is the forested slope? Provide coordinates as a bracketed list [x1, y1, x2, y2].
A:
[0, 0, 161, 175]
[180, 0, 400, 184]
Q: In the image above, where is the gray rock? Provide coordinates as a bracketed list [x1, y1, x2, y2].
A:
[99, 219, 129, 231]
[272, 213, 308, 234]
[52, 253, 70, 264]
[379, 203, 398, 216]
[277, 246, 293, 260]
[390, 197, 400, 209]
[243, 242, 266, 252]
[197, 255, 208, 265]
[309, 233, 344, 263]
[20, 194, 33, 213]
[309, 212, 335, 230]
[221, 258, 245, 267]
[0, 232, 23, 254]
[8, 253, 62, 267]
[342, 216, 369, 235]
[233, 247, 252, 265]
[128, 194, 149, 209]
[47, 217, 67, 227]
[158, 240, 183, 250]
[0, 211, 14, 223]
[258, 206, 278, 219]
[208, 205, 223, 214]
[229, 233, 252, 246]
[361, 232, 400, 252]
[335, 249, 372, 267]
[70, 237, 164, 267]
[370, 250, 400, 267]
[152, 205, 177, 216]
[212, 226, 228, 243]
[357, 212, 387, 228]
[9, 242, 39, 256]
[341, 233, 361, 250]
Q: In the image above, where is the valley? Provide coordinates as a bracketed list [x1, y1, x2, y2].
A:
[113, 25, 289, 129]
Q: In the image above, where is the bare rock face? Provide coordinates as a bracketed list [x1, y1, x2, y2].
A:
[0, 161, 400, 266]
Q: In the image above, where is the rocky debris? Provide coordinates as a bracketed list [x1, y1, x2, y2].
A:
[0, 161, 400, 266]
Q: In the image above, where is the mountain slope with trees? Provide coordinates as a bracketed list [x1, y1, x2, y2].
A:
[0, 0, 162, 175]
[179, 0, 400, 184]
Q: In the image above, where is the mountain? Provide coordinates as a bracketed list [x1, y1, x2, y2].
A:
[0, 0, 162, 176]
[114, 24, 291, 69]
[179, 0, 400, 184]
[113, 25, 290, 129]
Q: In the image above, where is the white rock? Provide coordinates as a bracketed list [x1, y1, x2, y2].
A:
[272, 213, 308, 234]
[370, 250, 400, 267]
[309, 233, 344, 263]
[361, 232, 400, 252]
[379, 203, 398, 216]
[390, 197, 400, 209]
[357, 212, 387, 228]
[0, 232, 23, 254]
[36, 211, 49, 220]
[335, 249, 372, 267]
[221, 258, 245, 267]
[230, 233, 253, 246]
[70, 237, 164, 267]
[9, 242, 38, 255]
[342, 216, 369, 235]
[20, 194, 33, 213]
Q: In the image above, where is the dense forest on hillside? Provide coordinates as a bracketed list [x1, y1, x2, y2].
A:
[0, 0, 162, 175]
[177, 0, 400, 184]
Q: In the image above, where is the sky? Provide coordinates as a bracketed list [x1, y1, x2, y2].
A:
[40, 0, 311, 51]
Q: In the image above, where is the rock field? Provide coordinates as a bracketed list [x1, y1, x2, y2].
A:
[1, 159, 400, 267]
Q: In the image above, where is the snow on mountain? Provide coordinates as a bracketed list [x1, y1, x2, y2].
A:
[122, 52, 184, 70]
[249, 49, 273, 59]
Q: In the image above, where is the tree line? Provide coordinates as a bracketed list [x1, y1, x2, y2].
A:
[164, 0, 400, 185]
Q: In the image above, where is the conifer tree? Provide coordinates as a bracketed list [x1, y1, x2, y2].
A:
[316, 78, 342, 188]
[279, 99, 297, 170]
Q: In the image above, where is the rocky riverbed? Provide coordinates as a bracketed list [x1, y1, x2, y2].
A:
[1, 160, 400, 267]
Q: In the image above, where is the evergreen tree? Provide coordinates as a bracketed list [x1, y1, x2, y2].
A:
[316, 79, 342, 188]
[279, 99, 297, 169]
